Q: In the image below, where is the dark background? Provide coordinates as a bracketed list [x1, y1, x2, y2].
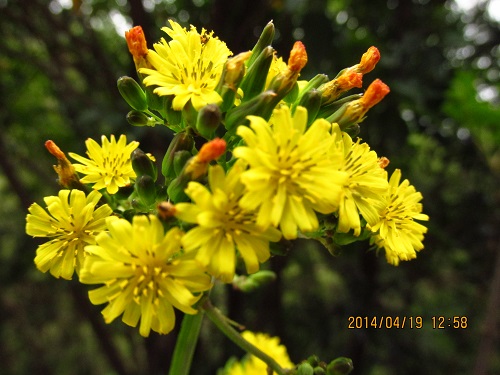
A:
[1, 0, 499, 374]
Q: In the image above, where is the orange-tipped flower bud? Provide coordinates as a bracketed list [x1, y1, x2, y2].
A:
[197, 138, 226, 163]
[320, 71, 363, 104]
[361, 79, 390, 109]
[125, 26, 148, 60]
[357, 46, 380, 74]
[45, 140, 81, 189]
[288, 41, 308, 72]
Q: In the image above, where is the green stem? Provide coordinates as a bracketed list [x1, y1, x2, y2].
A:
[167, 310, 205, 375]
[202, 299, 287, 375]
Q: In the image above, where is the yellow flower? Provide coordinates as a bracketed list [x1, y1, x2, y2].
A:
[175, 160, 281, 283]
[233, 106, 347, 239]
[331, 125, 388, 236]
[368, 169, 429, 265]
[26, 189, 113, 280]
[79, 215, 212, 337]
[226, 331, 294, 375]
[139, 20, 232, 111]
[69, 135, 139, 194]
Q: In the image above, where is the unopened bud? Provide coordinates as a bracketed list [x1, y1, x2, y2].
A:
[127, 110, 156, 127]
[45, 140, 82, 189]
[196, 138, 226, 163]
[135, 175, 156, 206]
[131, 148, 157, 180]
[239, 46, 274, 102]
[357, 46, 380, 74]
[233, 270, 277, 292]
[117, 76, 148, 111]
[288, 41, 308, 72]
[161, 132, 194, 180]
[320, 71, 363, 105]
[246, 21, 275, 68]
[296, 362, 314, 375]
[125, 26, 152, 71]
[196, 104, 221, 139]
[326, 357, 353, 375]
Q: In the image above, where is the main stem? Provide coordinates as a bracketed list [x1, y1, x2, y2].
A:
[167, 310, 205, 375]
[202, 298, 287, 375]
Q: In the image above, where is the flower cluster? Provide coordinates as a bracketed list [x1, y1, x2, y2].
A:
[25, 19, 428, 344]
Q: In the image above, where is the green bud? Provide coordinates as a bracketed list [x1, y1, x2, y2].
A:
[161, 132, 195, 180]
[314, 367, 326, 375]
[131, 148, 157, 181]
[117, 76, 148, 111]
[126, 110, 156, 127]
[224, 90, 277, 131]
[296, 362, 314, 375]
[216, 51, 252, 112]
[167, 174, 190, 203]
[135, 175, 157, 206]
[295, 90, 322, 127]
[196, 104, 221, 139]
[239, 46, 274, 103]
[246, 21, 275, 68]
[233, 270, 276, 292]
[326, 357, 353, 375]
[318, 94, 362, 121]
[163, 96, 182, 126]
[307, 355, 321, 368]
[173, 150, 193, 176]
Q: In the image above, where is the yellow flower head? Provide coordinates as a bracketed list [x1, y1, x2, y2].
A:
[69, 134, 139, 195]
[79, 215, 212, 337]
[331, 125, 388, 236]
[233, 106, 347, 239]
[139, 20, 232, 111]
[175, 161, 282, 283]
[226, 331, 294, 375]
[175, 162, 281, 282]
[368, 169, 429, 265]
[26, 189, 113, 280]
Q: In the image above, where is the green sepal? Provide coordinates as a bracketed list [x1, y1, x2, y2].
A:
[239, 46, 274, 103]
[318, 94, 361, 122]
[326, 357, 353, 375]
[135, 175, 157, 206]
[161, 132, 195, 180]
[117, 76, 148, 111]
[246, 21, 275, 68]
[173, 150, 193, 177]
[163, 96, 182, 126]
[131, 148, 157, 181]
[167, 174, 190, 203]
[224, 90, 277, 131]
[294, 90, 322, 126]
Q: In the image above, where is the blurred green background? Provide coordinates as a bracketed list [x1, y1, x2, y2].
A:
[1, 0, 499, 374]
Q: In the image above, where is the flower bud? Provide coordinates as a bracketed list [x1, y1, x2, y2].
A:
[295, 89, 322, 126]
[296, 363, 315, 375]
[326, 357, 353, 375]
[224, 90, 277, 131]
[173, 150, 192, 176]
[117, 76, 148, 111]
[125, 26, 151, 71]
[45, 140, 83, 190]
[126, 110, 156, 127]
[233, 270, 277, 292]
[246, 21, 275, 68]
[319, 71, 363, 105]
[196, 104, 221, 139]
[167, 174, 190, 203]
[161, 132, 195, 180]
[216, 51, 252, 111]
[356, 46, 380, 74]
[131, 148, 157, 181]
[135, 175, 157, 206]
[239, 46, 274, 103]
